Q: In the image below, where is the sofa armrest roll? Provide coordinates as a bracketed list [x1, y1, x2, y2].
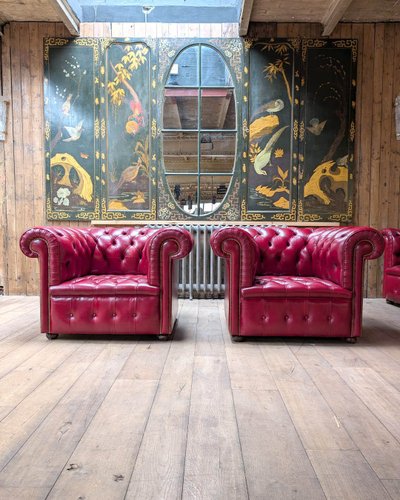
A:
[210, 227, 260, 289]
[309, 226, 384, 289]
[20, 226, 95, 286]
[146, 227, 193, 287]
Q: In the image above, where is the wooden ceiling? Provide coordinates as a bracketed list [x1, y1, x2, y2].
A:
[0, 0, 59, 23]
[241, 0, 400, 35]
[1, 0, 399, 37]
[0, 0, 79, 34]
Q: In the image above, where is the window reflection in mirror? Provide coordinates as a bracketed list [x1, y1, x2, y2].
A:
[201, 89, 235, 130]
[199, 175, 231, 215]
[163, 44, 236, 217]
[163, 132, 198, 174]
[163, 89, 199, 129]
[200, 132, 235, 174]
[201, 46, 233, 86]
[166, 175, 198, 215]
[166, 46, 199, 86]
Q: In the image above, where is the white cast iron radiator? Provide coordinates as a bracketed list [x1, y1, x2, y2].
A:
[150, 224, 225, 299]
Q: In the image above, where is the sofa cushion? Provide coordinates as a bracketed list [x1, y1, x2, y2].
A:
[88, 227, 155, 275]
[50, 274, 159, 296]
[241, 276, 352, 299]
[244, 227, 314, 276]
[385, 266, 400, 277]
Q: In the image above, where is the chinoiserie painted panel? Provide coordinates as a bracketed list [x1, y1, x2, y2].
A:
[101, 39, 156, 220]
[43, 36, 356, 223]
[298, 39, 357, 222]
[243, 38, 301, 222]
[44, 38, 100, 220]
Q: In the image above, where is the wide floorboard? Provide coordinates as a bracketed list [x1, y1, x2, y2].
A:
[0, 297, 400, 499]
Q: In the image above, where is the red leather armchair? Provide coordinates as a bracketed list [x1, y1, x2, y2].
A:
[210, 226, 384, 342]
[20, 226, 193, 339]
[381, 228, 400, 305]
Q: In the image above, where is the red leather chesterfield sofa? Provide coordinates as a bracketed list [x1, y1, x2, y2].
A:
[20, 226, 193, 339]
[382, 228, 400, 305]
[210, 226, 384, 342]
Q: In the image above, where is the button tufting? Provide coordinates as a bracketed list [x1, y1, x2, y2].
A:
[284, 314, 289, 321]
[92, 313, 97, 318]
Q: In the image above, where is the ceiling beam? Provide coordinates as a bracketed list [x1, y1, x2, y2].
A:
[239, 0, 254, 36]
[321, 0, 353, 36]
[48, 0, 80, 36]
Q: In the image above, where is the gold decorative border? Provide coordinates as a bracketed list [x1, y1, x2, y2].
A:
[332, 40, 358, 62]
[44, 38, 69, 61]
[270, 199, 297, 221]
[100, 199, 157, 220]
[302, 39, 327, 62]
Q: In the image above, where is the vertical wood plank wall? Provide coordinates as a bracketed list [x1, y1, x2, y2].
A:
[0, 21, 399, 296]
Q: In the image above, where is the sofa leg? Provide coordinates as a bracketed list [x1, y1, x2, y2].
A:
[158, 334, 170, 341]
[46, 333, 59, 340]
[231, 336, 244, 343]
[346, 337, 357, 344]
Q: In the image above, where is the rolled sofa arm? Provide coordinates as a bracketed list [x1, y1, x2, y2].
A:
[210, 227, 260, 289]
[20, 226, 95, 286]
[210, 227, 260, 336]
[146, 227, 194, 287]
[381, 228, 400, 270]
[308, 226, 384, 289]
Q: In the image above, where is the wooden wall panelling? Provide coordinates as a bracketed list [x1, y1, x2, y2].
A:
[368, 23, 385, 297]
[2, 21, 400, 296]
[378, 23, 395, 296]
[10, 23, 24, 294]
[389, 24, 400, 230]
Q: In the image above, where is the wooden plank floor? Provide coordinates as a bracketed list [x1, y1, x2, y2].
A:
[0, 297, 400, 499]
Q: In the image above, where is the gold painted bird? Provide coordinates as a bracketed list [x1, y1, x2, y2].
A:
[306, 118, 327, 136]
[116, 158, 144, 190]
[63, 120, 84, 142]
[253, 99, 284, 117]
[61, 94, 73, 116]
[253, 126, 288, 176]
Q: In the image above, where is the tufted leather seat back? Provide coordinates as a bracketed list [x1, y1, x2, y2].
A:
[244, 227, 314, 276]
[88, 227, 156, 275]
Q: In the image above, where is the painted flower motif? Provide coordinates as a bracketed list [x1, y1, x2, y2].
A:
[53, 187, 71, 206]
[274, 148, 284, 158]
[249, 143, 261, 164]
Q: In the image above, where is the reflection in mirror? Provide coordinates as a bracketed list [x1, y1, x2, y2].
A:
[163, 89, 198, 129]
[201, 46, 233, 86]
[199, 175, 231, 215]
[201, 89, 235, 130]
[166, 175, 198, 215]
[200, 132, 236, 174]
[166, 45, 199, 86]
[163, 132, 198, 174]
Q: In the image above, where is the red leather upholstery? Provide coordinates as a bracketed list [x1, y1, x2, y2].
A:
[20, 226, 193, 337]
[211, 226, 384, 340]
[382, 228, 400, 305]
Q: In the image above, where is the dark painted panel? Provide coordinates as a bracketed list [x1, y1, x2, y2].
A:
[298, 40, 357, 222]
[44, 38, 100, 220]
[244, 38, 300, 222]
